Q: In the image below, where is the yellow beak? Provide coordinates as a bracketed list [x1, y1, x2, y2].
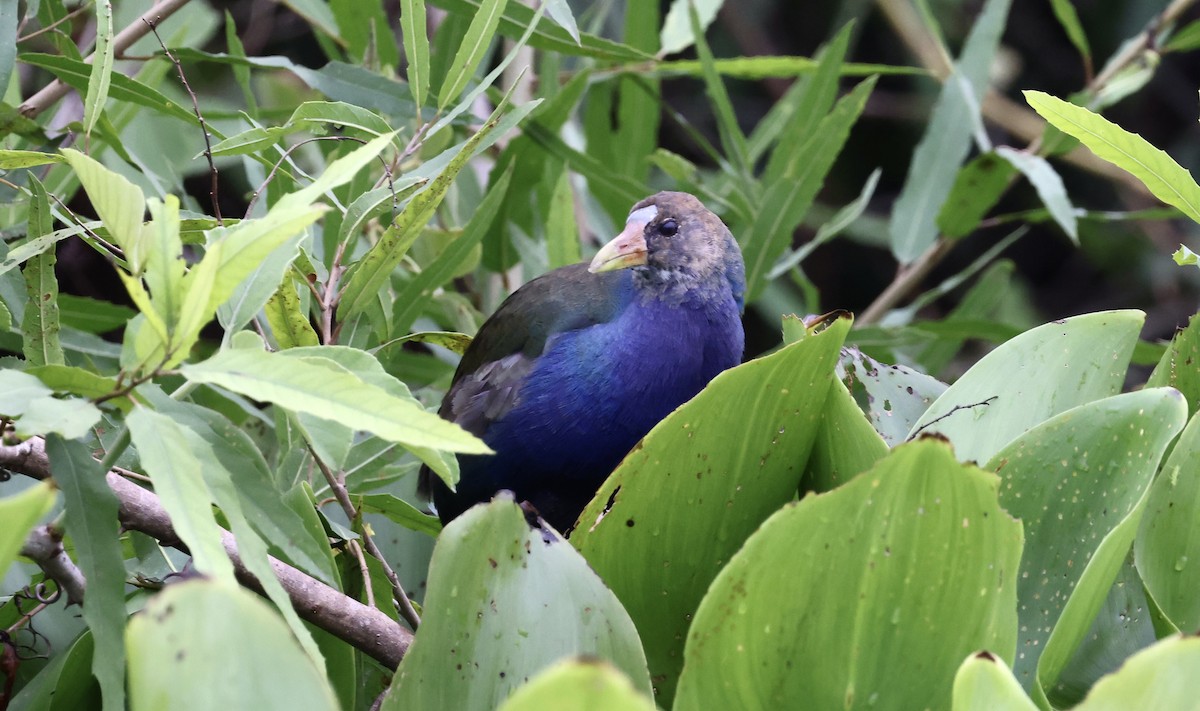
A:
[588, 220, 649, 273]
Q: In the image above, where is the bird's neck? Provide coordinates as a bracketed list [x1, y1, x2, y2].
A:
[632, 267, 734, 308]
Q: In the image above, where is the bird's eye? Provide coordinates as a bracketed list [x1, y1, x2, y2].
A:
[658, 219, 678, 237]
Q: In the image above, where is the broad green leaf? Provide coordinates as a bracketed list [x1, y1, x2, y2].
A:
[0, 481, 55, 580]
[1071, 636, 1200, 710]
[46, 435, 126, 711]
[1146, 311, 1200, 415]
[26, 364, 119, 400]
[127, 407, 237, 584]
[265, 278, 320, 348]
[908, 310, 1142, 464]
[952, 653, 1039, 711]
[741, 77, 875, 301]
[339, 93, 532, 320]
[889, 0, 1013, 262]
[279, 0, 341, 41]
[82, 0, 113, 136]
[803, 377, 889, 493]
[429, 0, 652, 61]
[498, 659, 656, 711]
[437, 0, 508, 108]
[0, 149, 64, 168]
[383, 499, 650, 710]
[660, 0, 723, 55]
[60, 149, 146, 271]
[0, 369, 101, 438]
[127, 580, 338, 711]
[840, 348, 947, 446]
[674, 439, 1023, 709]
[21, 178, 63, 366]
[573, 316, 851, 704]
[983, 389, 1186, 694]
[996, 146, 1078, 241]
[937, 152, 1017, 239]
[401, 0, 430, 105]
[180, 347, 488, 454]
[1025, 91, 1200, 223]
[1136, 411, 1200, 631]
[358, 493, 441, 537]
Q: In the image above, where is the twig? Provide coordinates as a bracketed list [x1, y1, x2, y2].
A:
[347, 540, 377, 609]
[17, 4, 92, 44]
[857, 237, 953, 326]
[244, 136, 366, 218]
[19, 525, 88, 607]
[308, 446, 423, 630]
[143, 19, 223, 226]
[1, 436, 413, 669]
[18, 0, 195, 119]
[909, 396, 998, 439]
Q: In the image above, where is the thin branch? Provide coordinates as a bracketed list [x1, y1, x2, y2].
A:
[17, 4, 92, 44]
[308, 445, 422, 630]
[347, 540, 376, 609]
[143, 18, 223, 226]
[0, 436, 413, 669]
[19, 524, 88, 607]
[18, 0, 195, 119]
[857, 237, 953, 326]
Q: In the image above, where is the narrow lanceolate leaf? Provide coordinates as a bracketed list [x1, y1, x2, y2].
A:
[996, 146, 1078, 241]
[22, 178, 64, 366]
[660, 0, 723, 55]
[1024, 91, 1200, 223]
[143, 196, 186, 333]
[46, 435, 127, 711]
[265, 278, 320, 349]
[542, 0, 579, 44]
[437, 0, 508, 108]
[392, 166, 513, 333]
[340, 92, 530, 320]
[127, 407, 237, 584]
[889, 0, 1013, 262]
[688, 1, 748, 174]
[0, 0, 16, 99]
[0, 149, 64, 169]
[82, 1, 114, 136]
[127, 581, 338, 711]
[401, 0, 430, 105]
[0, 369, 101, 439]
[60, 149, 146, 271]
[180, 347, 488, 454]
[937, 152, 1018, 238]
[1047, 0, 1091, 71]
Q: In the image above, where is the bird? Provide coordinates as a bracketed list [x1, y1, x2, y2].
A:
[418, 191, 745, 533]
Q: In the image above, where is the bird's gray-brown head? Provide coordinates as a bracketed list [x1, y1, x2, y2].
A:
[589, 191, 745, 309]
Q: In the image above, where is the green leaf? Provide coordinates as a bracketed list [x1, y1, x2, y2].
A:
[544, 168, 580, 268]
[437, 0, 508, 108]
[0, 481, 55, 581]
[26, 364, 119, 400]
[401, 0, 430, 105]
[1025, 91, 1200, 223]
[674, 439, 1023, 709]
[984, 388, 1186, 695]
[20, 53, 198, 127]
[81, 0, 113, 136]
[1174, 245, 1199, 266]
[644, 55, 925, 80]
[688, 0, 748, 175]
[46, 435, 127, 711]
[127, 580, 339, 711]
[0, 369, 101, 438]
[180, 347, 488, 454]
[1135, 411, 1200, 631]
[542, 0, 580, 45]
[952, 653, 1039, 711]
[1165, 18, 1200, 52]
[60, 148, 147, 271]
[0, 0, 16, 100]
[127, 406, 237, 584]
[840, 348, 947, 446]
[339, 93, 534, 320]
[1072, 636, 1200, 710]
[889, 0, 1013, 262]
[659, 0, 722, 55]
[908, 310, 1142, 463]
[357, 493, 441, 537]
[1146, 311, 1200, 415]
[996, 145, 1078, 241]
[383, 499, 650, 710]
[142, 196, 186, 334]
[21, 178, 64, 366]
[573, 315, 851, 705]
[937, 151, 1019, 238]
[265, 278, 320, 348]
[0, 149, 65, 168]
[769, 167, 881, 279]
[803, 377, 889, 493]
[382, 330, 472, 355]
[498, 659, 656, 711]
[1047, 0, 1091, 69]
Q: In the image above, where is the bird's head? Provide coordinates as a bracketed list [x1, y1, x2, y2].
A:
[588, 192, 745, 308]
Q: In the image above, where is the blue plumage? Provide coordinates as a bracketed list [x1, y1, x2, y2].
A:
[419, 192, 745, 532]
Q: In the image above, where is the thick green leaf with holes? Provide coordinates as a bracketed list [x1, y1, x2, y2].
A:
[383, 499, 649, 711]
[984, 388, 1186, 697]
[909, 310, 1142, 464]
[572, 315, 850, 705]
[674, 439, 1022, 710]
